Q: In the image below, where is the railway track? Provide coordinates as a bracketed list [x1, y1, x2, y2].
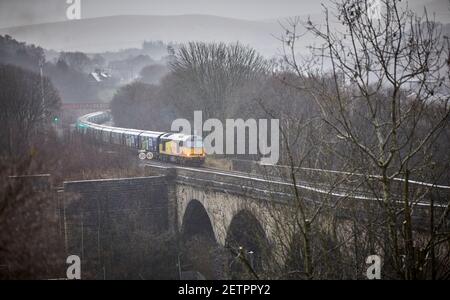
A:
[78, 111, 450, 209]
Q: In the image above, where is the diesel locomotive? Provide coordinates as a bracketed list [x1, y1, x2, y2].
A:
[76, 111, 206, 166]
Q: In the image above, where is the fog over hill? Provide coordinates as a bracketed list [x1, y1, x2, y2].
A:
[0, 0, 448, 28]
[0, 0, 448, 57]
[0, 14, 297, 56]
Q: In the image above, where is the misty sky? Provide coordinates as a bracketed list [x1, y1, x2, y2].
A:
[0, 0, 447, 28]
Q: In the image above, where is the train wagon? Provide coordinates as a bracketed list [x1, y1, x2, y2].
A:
[76, 111, 206, 166]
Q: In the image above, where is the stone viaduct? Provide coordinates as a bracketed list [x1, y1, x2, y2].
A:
[59, 160, 448, 279]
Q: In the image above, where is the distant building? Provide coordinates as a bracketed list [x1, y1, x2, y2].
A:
[89, 69, 113, 84]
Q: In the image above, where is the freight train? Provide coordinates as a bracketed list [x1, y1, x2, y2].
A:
[76, 111, 206, 166]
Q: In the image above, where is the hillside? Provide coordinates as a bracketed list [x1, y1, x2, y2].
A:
[0, 15, 291, 56]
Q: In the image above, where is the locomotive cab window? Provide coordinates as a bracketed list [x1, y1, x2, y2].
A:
[186, 137, 203, 148]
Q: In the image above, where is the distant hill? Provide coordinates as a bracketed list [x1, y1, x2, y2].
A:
[0, 15, 294, 56]
[1, 7, 447, 57]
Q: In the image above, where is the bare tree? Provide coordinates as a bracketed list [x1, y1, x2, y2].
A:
[278, 0, 450, 279]
[169, 42, 269, 121]
[0, 156, 64, 279]
[139, 64, 169, 85]
[0, 64, 61, 157]
[59, 52, 92, 73]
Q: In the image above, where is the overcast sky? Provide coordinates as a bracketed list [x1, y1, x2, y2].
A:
[0, 0, 446, 28]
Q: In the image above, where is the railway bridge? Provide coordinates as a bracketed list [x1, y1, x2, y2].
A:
[62, 161, 305, 278]
[60, 112, 449, 279]
[61, 158, 448, 279]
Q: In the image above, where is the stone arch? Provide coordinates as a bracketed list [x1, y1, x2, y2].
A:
[180, 199, 225, 279]
[180, 199, 217, 243]
[225, 209, 273, 278]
